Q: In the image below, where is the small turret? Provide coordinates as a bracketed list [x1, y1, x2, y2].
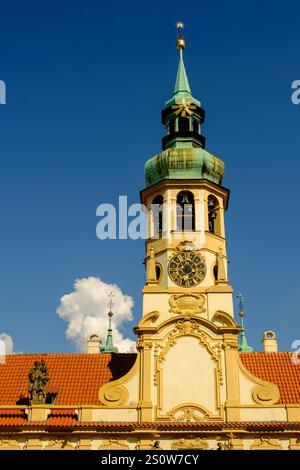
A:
[237, 294, 253, 353]
[100, 293, 118, 354]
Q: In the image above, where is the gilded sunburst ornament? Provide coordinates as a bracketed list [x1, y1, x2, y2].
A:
[172, 97, 196, 117]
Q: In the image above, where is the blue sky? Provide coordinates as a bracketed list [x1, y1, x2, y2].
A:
[0, 0, 299, 353]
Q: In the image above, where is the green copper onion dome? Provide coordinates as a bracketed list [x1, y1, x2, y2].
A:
[145, 147, 224, 187]
[145, 27, 225, 188]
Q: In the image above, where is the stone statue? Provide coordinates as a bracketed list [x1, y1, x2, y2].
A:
[216, 441, 231, 450]
[28, 360, 49, 404]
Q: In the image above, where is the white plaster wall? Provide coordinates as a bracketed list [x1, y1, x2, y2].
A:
[239, 407, 287, 422]
[125, 364, 139, 405]
[142, 292, 170, 320]
[160, 336, 217, 414]
[92, 408, 138, 422]
[238, 370, 256, 405]
[207, 292, 234, 320]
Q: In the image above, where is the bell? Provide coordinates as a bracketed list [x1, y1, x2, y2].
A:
[181, 193, 190, 204]
[208, 197, 216, 211]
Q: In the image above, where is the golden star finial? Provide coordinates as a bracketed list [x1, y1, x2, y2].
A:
[176, 21, 184, 30]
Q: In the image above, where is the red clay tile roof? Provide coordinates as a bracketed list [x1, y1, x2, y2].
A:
[47, 409, 77, 426]
[0, 353, 137, 406]
[239, 352, 300, 404]
[73, 421, 300, 431]
[0, 416, 299, 430]
[0, 408, 27, 426]
[0, 351, 299, 429]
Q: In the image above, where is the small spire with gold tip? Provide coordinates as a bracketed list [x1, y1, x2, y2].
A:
[100, 292, 118, 354]
[237, 294, 253, 353]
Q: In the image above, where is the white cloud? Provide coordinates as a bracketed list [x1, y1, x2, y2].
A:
[57, 277, 136, 353]
[0, 333, 14, 363]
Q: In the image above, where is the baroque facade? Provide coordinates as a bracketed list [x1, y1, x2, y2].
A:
[0, 31, 300, 451]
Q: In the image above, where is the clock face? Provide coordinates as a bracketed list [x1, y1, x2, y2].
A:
[168, 251, 206, 287]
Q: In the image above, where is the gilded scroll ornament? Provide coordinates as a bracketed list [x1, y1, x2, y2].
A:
[99, 384, 129, 407]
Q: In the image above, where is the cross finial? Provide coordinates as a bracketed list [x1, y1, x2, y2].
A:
[100, 292, 118, 354]
[237, 294, 245, 314]
[108, 291, 115, 312]
[236, 293, 253, 352]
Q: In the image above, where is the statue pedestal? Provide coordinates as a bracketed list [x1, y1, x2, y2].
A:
[26, 405, 51, 422]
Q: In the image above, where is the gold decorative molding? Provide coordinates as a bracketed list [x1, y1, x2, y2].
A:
[99, 437, 129, 450]
[212, 310, 238, 328]
[172, 436, 209, 450]
[223, 339, 239, 350]
[139, 311, 160, 327]
[140, 314, 226, 336]
[134, 311, 160, 335]
[167, 403, 211, 421]
[236, 353, 280, 406]
[251, 437, 282, 450]
[169, 293, 206, 316]
[98, 355, 139, 407]
[136, 336, 153, 351]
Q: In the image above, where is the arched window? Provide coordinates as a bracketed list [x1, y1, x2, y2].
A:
[152, 195, 164, 237]
[168, 120, 175, 134]
[213, 264, 218, 281]
[176, 191, 195, 231]
[179, 117, 189, 132]
[208, 195, 220, 235]
[155, 263, 162, 282]
[193, 119, 199, 133]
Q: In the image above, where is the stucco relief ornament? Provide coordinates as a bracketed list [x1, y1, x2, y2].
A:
[0, 438, 20, 450]
[168, 406, 207, 422]
[251, 437, 282, 450]
[223, 339, 239, 350]
[172, 436, 209, 450]
[99, 437, 129, 450]
[44, 439, 75, 450]
[175, 318, 199, 335]
[169, 293, 206, 316]
[174, 241, 199, 252]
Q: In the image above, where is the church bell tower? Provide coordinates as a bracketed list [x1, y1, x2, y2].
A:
[100, 25, 280, 428]
[141, 27, 234, 325]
